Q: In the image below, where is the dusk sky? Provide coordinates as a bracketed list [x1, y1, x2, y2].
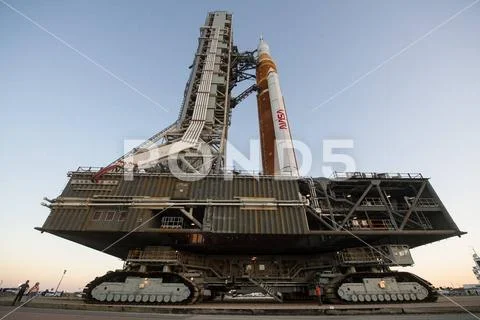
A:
[1, 0, 479, 291]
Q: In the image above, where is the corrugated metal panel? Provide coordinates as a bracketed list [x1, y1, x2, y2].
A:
[42, 208, 88, 231]
[206, 206, 308, 234]
[81, 207, 149, 232]
[49, 173, 304, 235]
[195, 176, 301, 200]
[60, 173, 301, 201]
[123, 208, 147, 231]
[43, 206, 150, 233]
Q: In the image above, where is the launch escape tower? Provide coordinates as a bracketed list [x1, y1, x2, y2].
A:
[38, 11, 464, 304]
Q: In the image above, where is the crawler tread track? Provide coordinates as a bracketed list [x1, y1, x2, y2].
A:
[83, 271, 200, 305]
[324, 271, 438, 304]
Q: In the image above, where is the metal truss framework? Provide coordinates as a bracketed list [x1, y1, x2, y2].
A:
[303, 172, 453, 233]
[229, 47, 257, 108]
[96, 12, 258, 179]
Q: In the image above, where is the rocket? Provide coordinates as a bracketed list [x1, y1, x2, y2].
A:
[256, 37, 299, 177]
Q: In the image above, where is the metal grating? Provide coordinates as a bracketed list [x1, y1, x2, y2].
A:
[161, 216, 184, 229]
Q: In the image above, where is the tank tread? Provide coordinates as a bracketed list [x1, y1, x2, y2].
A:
[324, 271, 438, 304]
[83, 271, 200, 305]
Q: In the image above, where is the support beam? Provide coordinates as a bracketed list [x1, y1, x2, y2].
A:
[305, 207, 336, 231]
[400, 181, 427, 230]
[339, 183, 373, 229]
[320, 181, 337, 229]
[375, 184, 398, 230]
[231, 84, 257, 108]
[180, 208, 203, 228]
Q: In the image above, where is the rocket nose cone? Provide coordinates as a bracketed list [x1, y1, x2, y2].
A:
[258, 37, 270, 55]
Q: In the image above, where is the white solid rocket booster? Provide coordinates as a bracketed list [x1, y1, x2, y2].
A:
[257, 38, 299, 176]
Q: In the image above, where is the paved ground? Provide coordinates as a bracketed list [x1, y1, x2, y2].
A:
[2, 295, 480, 309]
[0, 296, 479, 318]
[0, 307, 479, 320]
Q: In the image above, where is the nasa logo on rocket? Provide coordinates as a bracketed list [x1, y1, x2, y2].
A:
[276, 109, 288, 130]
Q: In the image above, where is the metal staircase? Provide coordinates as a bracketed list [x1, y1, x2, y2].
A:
[307, 178, 321, 213]
[247, 277, 283, 302]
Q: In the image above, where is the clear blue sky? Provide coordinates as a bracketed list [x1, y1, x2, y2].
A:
[1, 0, 479, 291]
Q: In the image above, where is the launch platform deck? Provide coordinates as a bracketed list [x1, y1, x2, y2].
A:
[1, 296, 479, 316]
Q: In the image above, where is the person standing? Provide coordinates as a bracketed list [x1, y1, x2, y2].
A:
[12, 280, 29, 305]
[315, 285, 323, 305]
[27, 282, 40, 301]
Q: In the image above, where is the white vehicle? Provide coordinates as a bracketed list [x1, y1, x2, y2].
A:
[44, 291, 63, 297]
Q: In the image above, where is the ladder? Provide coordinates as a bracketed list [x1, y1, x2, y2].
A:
[307, 178, 321, 213]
